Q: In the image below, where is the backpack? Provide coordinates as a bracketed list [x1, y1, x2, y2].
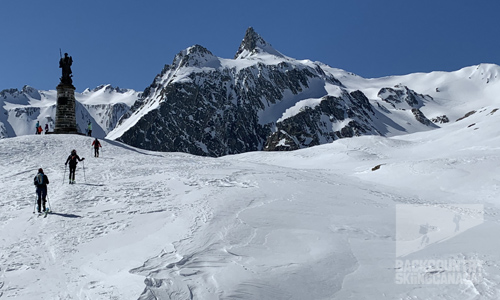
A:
[68, 154, 79, 166]
[35, 173, 44, 185]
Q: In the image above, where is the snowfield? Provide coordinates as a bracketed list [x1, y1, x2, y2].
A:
[1, 101, 500, 299]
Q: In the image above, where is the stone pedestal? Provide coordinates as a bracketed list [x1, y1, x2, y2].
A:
[54, 83, 78, 134]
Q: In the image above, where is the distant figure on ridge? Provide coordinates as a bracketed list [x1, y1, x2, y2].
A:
[92, 138, 102, 157]
[34, 168, 49, 213]
[35, 121, 40, 135]
[87, 121, 92, 137]
[65, 149, 85, 184]
[45, 124, 49, 134]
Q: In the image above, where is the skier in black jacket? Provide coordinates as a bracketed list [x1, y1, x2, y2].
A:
[65, 149, 85, 184]
[34, 168, 49, 213]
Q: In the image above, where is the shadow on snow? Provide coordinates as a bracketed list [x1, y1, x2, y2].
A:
[48, 212, 82, 218]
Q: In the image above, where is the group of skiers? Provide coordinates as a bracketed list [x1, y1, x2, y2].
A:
[35, 121, 50, 135]
[34, 121, 93, 136]
[33, 137, 102, 214]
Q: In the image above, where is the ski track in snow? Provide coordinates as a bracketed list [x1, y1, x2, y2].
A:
[0, 135, 221, 298]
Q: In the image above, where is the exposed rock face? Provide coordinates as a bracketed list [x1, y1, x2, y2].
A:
[377, 85, 437, 126]
[234, 27, 284, 59]
[116, 39, 344, 156]
[82, 102, 131, 133]
[411, 108, 433, 126]
[431, 115, 450, 124]
[0, 86, 40, 103]
[264, 90, 377, 151]
[377, 85, 431, 109]
[456, 111, 476, 122]
[115, 28, 449, 156]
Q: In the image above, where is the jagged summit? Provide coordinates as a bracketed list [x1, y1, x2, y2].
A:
[172, 45, 220, 69]
[0, 85, 40, 104]
[88, 84, 129, 94]
[234, 27, 284, 59]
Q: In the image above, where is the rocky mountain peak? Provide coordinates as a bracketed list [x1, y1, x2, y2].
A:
[172, 45, 219, 69]
[91, 84, 129, 94]
[0, 86, 38, 103]
[22, 85, 41, 99]
[234, 27, 283, 59]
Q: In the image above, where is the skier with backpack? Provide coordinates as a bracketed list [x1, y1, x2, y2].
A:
[34, 168, 49, 213]
[91, 138, 102, 157]
[65, 149, 85, 184]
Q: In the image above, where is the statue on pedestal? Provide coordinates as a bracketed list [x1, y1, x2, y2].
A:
[59, 53, 73, 85]
[55, 52, 77, 134]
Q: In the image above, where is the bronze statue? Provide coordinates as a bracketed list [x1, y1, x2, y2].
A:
[59, 53, 73, 85]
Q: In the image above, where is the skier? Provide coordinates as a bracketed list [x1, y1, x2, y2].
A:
[35, 121, 40, 134]
[87, 121, 92, 137]
[45, 124, 49, 134]
[91, 138, 102, 157]
[34, 168, 49, 213]
[65, 149, 85, 184]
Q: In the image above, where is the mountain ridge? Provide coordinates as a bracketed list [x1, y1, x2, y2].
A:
[108, 28, 499, 156]
[1, 28, 499, 157]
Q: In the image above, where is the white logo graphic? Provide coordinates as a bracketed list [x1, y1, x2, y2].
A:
[396, 204, 483, 258]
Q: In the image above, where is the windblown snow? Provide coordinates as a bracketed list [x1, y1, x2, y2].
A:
[1, 93, 500, 299]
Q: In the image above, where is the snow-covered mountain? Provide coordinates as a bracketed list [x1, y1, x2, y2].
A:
[106, 27, 500, 156]
[0, 97, 499, 298]
[2, 27, 500, 158]
[0, 85, 141, 138]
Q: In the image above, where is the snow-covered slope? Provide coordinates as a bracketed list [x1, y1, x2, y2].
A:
[0, 85, 140, 138]
[324, 63, 500, 122]
[1, 95, 499, 298]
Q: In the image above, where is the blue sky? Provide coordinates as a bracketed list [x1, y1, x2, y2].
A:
[1, 0, 499, 92]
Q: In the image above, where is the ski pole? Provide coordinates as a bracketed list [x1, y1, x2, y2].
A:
[33, 196, 37, 214]
[46, 196, 52, 212]
[63, 164, 67, 184]
[82, 160, 86, 182]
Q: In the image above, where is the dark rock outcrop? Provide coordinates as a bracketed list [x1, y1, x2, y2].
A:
[116, 34, 344, 156]
[264, 90, 377, 151]
[431, 115, 450, 124]
[378, 85, 436, 127]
